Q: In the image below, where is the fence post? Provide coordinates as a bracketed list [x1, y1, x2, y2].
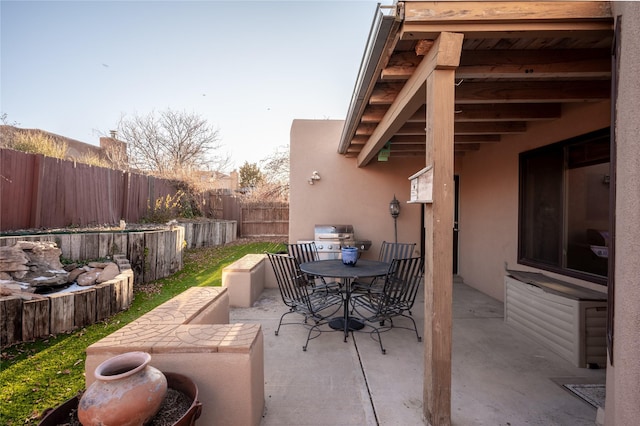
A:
[121, 172, 130, 222]
[29, 154, 45, 228]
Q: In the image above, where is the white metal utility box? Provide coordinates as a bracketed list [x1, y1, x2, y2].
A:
[504, 271, 607, 368]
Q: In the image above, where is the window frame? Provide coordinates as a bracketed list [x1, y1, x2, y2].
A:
[517, 127, 610, 286]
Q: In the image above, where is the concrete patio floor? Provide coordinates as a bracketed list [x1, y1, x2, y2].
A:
[230, 277, 606, 426]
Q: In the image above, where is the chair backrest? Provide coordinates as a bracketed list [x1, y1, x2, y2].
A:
[266, 252, 312, 308]
[287, 242, 320, 264]
[380, 257, 424, 313]
[378, 241, 416, 264]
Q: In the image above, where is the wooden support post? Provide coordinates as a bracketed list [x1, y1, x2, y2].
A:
[84, 233, 100, 260]
[423, 31, 463, 426]
[69, 234, 82, 261]
[157, 230, 167, 278]
[49, 292, 75, 334]
[1, 296, 23, 346]
[74, 288, 96, 328]
[95, 282, 113, 321]
[22, 298, 50, 341]
[144, 231, 158, 283]
[128, 232, 145, 285]
[98, 232, 113, 258]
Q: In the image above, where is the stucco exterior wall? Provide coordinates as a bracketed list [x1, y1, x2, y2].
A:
[456, 100, 611, 301]
[607, 3, 640, 425]
[290, 119, 426, 258]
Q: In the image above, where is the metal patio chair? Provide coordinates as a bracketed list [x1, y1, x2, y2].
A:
[353, 241, 417, 292]
[287, 242, 341, 291]
[378, 241, 417, 264]
[350, 256, 424, 354]
[266, 252, 343, 351]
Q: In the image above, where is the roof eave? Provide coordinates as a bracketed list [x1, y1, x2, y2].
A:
[338, 3, 402, 155]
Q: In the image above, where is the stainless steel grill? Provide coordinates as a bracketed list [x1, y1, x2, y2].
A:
[298, 224, 371, 260]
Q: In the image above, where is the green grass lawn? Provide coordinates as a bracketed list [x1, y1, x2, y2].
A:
[0, 240, 285, 425]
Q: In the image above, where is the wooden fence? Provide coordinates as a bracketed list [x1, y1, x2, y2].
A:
[200, 195, 288, 238]
[0, 148, 289, 238]
[239, 202, 289, 238]
[0, 148, 179, 231]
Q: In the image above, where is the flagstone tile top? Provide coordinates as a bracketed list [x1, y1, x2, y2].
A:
[86, 286, 258, 354]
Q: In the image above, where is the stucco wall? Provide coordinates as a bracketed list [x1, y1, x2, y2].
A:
[290, 119, 426, 259]
[607, 3, 640, 425]
[456, 100, 611, 301]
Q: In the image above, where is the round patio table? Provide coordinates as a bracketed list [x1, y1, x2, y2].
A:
[300, 259, 389, 341]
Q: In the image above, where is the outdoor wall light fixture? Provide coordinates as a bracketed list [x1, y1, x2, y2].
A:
[308, 171, 321, 185]
[389, 194, 400, 243]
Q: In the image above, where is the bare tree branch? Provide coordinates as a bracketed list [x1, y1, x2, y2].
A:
[117, 109, 225, 178]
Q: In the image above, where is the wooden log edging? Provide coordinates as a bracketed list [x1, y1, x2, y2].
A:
[0, 268, 134, 348]
[180, 220, 237, 249]
[0, 220, 236, 284]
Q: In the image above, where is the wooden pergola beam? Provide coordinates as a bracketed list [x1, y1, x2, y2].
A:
[395, 121, 527, 135]
[456, 80, 611, 103]
[389, 134, 501, 144]
[451, 103, 562, 122]
[370, 80, 610, 105]
[357, 32, 464, 167]
[383, 49, 611, 80]
[401, 1, 612, 40]
[366, 103, 561, 123]
[404, 1, 612, 23]
[458, 49, 611, 79]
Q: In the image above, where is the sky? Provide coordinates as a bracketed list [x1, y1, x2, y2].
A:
[1, 0, 392, 171]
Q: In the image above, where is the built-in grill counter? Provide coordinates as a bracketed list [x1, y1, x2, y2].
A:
[297, 224, 371, 260]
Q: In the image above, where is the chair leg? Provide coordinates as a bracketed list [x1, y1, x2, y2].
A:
[402, 314, 422, 342]
[303, 325, 316, 351]
[369, 327, 386, 354]
[275, 309, 296, 336]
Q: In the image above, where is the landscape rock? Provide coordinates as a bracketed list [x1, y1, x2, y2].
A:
[22, 270, 69, 287]
[0, 241, 127, 295]
[88, 261, 111, 268]
[12, 270, 28, 279]
[77, 269, 101, 286]
[17, 240, 64, 270]
[0, 246, 30, 273]
[63, 263, 78, 272]
[1, 281, 36, 297]
[67, 268, 85, 283]
[97, 262, 119, 283]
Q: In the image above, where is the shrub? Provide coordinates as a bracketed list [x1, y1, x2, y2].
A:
[11, 131, 67, 159]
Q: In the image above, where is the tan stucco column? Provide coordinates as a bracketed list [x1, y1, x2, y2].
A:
[422, 32, 463, 426]
[607, 3, 640, 426]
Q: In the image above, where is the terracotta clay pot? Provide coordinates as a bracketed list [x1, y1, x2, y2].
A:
[38, 372, 201, 426]
[77, 351, 167, 426]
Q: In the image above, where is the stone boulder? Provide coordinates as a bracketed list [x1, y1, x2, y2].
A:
[77, 269, 101, 286]
[0, 246, 30, 275]
[97, 263, 120, 283]
[15, 240, 64, 270]
[0, 241, 126, 296]
[0, 241, 69, 286]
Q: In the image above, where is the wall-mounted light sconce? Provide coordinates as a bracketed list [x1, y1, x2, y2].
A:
[308, 171, 321, 185]
[389, 194, 400, 243]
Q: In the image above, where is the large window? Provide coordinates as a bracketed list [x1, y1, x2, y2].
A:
[518, 128, 610, 284]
